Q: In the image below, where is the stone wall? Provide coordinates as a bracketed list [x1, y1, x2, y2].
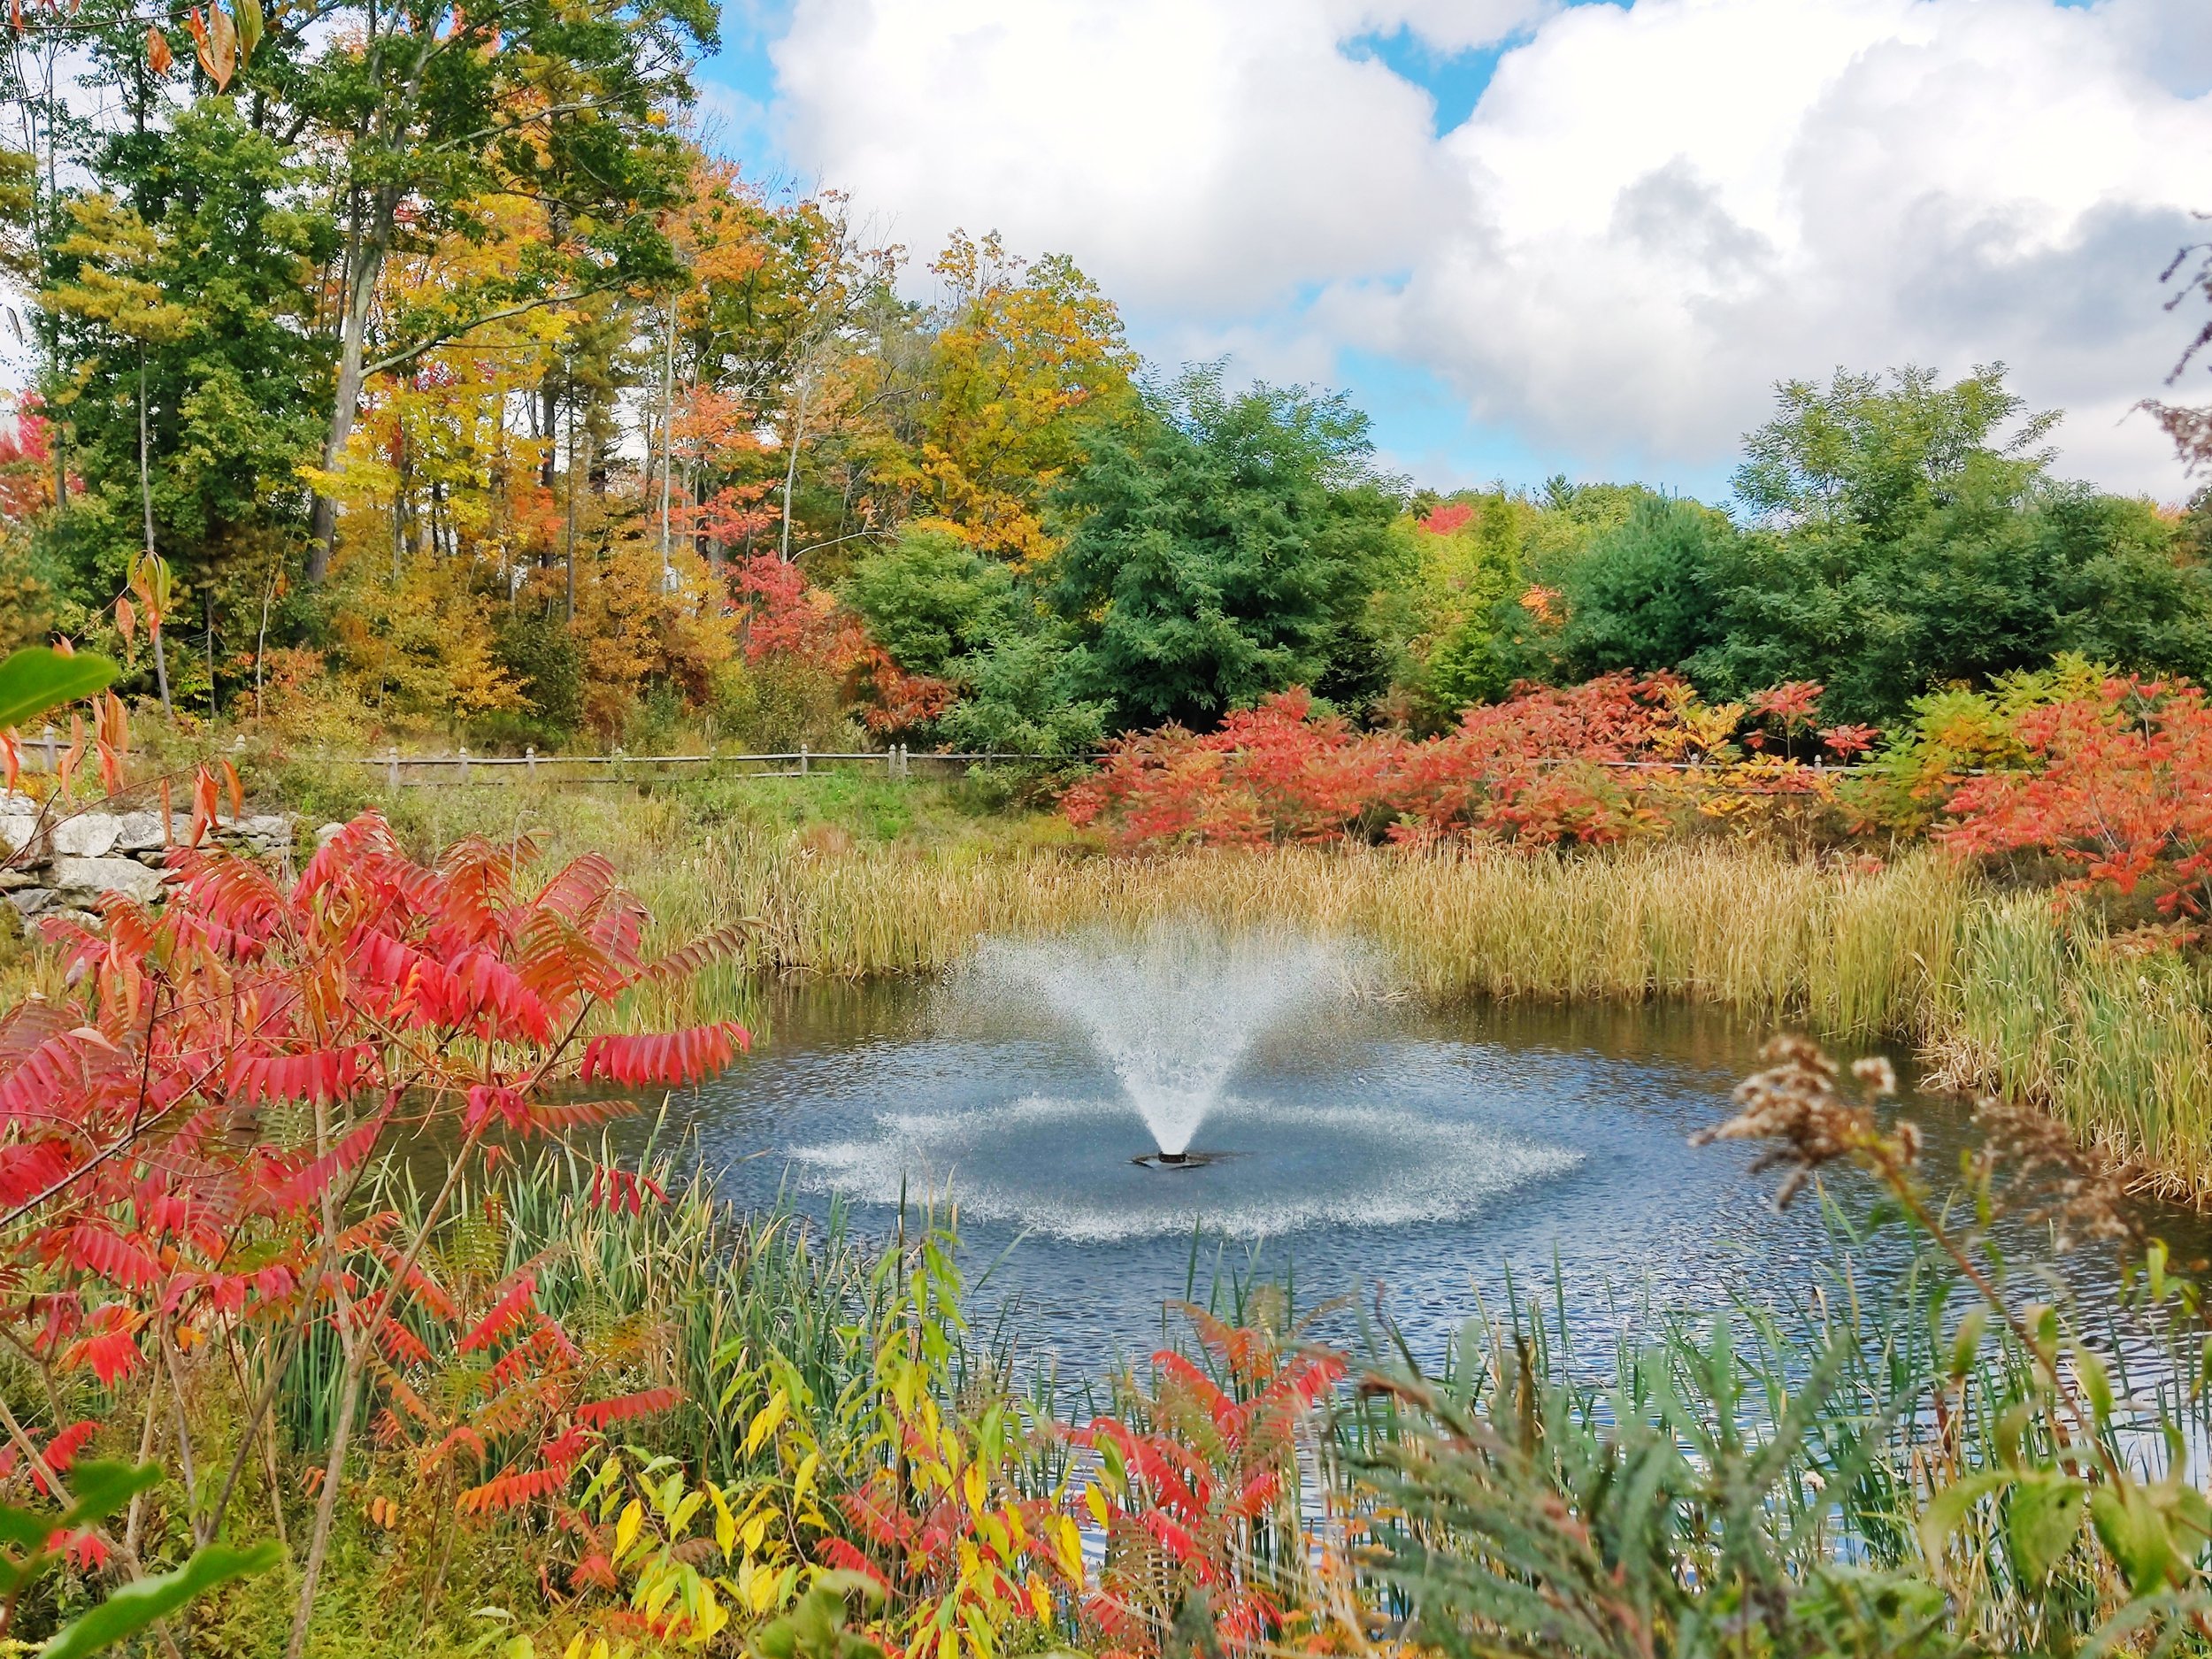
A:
[0, 794, 296, 926]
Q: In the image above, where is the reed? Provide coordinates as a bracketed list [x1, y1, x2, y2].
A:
[371, 782, 2212, 1197]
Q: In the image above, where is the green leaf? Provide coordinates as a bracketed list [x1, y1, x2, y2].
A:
[2071, 1340, 2114, 1424]
[41, 1539, 281, 1659]
[1916, 1471, 2011, 1570]
[231, 0, 262, 59]
[2090, 1480, 2180, 1594]
[1948, 1307, 1989, 1379]
[2006, 1472, 2087, 1586]
[59, 1462, 163, 1531]
[0, 649, 118, 733]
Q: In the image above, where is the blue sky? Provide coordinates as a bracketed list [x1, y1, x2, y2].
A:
[692, 0, 2208, 503]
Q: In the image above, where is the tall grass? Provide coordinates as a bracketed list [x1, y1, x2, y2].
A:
[371, 782, 2212, 1197]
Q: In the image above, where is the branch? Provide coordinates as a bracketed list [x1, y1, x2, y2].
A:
[361, 280, 636, 378]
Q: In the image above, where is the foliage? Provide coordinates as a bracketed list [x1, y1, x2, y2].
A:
[1542, 495, 1739, 681]
[1066, 677, 1865, 850]
[0, 808, 749, 1651]
[913, 232, 1136, 566]
[1049, 368, 1401, 733]
[841, 530, 1015, 683]
[1943, 672, 2212, 922]
[0, 646, 116, 733]
[1701, 366, 2212, 723]
[1079, 1301, 1342, 1659]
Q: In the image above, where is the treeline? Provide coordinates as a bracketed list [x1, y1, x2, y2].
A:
[1, 0, 2207, 756]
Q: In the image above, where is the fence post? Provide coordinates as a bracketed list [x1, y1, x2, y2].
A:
[458, 745, 470, 786]
[526, 745, 536, 782]
[40, 726, 56, 775]
[800, 743, 810, 777]
[386, 746, 399, 792]
[898, 743, 910, 781]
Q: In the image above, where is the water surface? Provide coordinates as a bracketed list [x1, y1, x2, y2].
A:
[657, 968, 2204, 1371]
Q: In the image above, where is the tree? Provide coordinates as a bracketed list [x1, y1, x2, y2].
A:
[276, 0, 714, 577]
[40, 101, 331, 710]
[841, 528, 1015, 682]
[914, 232, 1133, 565]
[1732, 364, 2057, 537]
[1548, 495, 1737, 680]
[1701, 365, 2212, 723]
[1049, 368, 1400, 733]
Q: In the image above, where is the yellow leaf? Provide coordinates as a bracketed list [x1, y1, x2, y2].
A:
[963, 1463, 986, 1517]
[615, 1497, 643, 1559]
[746, 1389, 789, 1455]
[1083, 1486, 1110, 1528]
[562, 1636, 586, 1659]
[1055, 1514, 1084, 1582]
[938, 1626, 959, 1659]
[748, 1563, 780, 1614]
[741, 1511, 769, 1555]
[710, 1484, 736, 1556]
[793, 1449, 821, 1510]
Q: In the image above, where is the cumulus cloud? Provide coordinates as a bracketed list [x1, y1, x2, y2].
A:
[765, 0, 2212, 495]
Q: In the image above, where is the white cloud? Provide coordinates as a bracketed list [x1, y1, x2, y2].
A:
[766, 0, 2212, 496]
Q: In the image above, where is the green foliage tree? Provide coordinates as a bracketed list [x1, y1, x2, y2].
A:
[939, 626, 1107, 758]
[1049, 368, 1400, 732]
[1548, 495, 1738, 680]
[1701, 365, 2212, 723]
[841, 527, 1016, 680]
[39, 102, 330, 649]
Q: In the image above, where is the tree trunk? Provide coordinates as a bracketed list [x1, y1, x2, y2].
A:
[306, 202, 390, 582]
[779, 371, 810, 564]
[140, 349, 173, 718]
[564, 399, 583, 624]
[657, 302, 675, 590]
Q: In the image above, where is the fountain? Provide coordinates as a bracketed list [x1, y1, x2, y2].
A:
[771, 925, 1584, 1246]
[972, 926, 1354, 1161]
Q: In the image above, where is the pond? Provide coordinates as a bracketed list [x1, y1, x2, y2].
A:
[653, 928, 2206, 1371]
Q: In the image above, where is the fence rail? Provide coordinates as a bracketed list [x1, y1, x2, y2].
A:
[337, 744, 1101, 787]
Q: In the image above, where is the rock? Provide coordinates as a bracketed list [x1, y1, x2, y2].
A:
[49, 856, 165, 903]
[234, 813, 294, 842]
[315, 822, 346, 848]
[0, 816, 36, 859]
[50, 909, 100, 930]
[50, 813, 120, 858]
[0, 870, 33, 890]
[5, 887, 55, 918]
[0, 792, 38, 817]
[112, 810, 167, 852]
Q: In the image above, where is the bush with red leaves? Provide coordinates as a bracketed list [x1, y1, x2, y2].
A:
[1943, 675, 2212, 918]
[0, 811, 750, 1640]
[1066, 676, 1860, 849]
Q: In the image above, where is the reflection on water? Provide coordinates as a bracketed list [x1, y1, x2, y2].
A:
[649, 971, 2208, 1370]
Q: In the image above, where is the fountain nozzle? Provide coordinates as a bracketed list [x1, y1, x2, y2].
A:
[1132, 1148, 1218, 1171]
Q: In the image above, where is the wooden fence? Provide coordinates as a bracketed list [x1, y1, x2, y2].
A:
[342, 744, 1085, 788]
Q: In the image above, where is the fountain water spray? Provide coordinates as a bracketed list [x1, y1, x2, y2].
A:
[972, 926, 1358, 1159]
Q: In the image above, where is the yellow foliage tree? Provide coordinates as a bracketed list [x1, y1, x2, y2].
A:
[916, 231, 1133, 566]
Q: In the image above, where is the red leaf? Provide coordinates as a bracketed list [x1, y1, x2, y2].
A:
[265, 1112, 388, 1212]
[579, 1022, 749, 1088]
[457, 1272, 535, 1354]
[575, 1386, 681, 1429]
[457, 1464, 567, 1515]
[71, 1330, 142, 1386]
